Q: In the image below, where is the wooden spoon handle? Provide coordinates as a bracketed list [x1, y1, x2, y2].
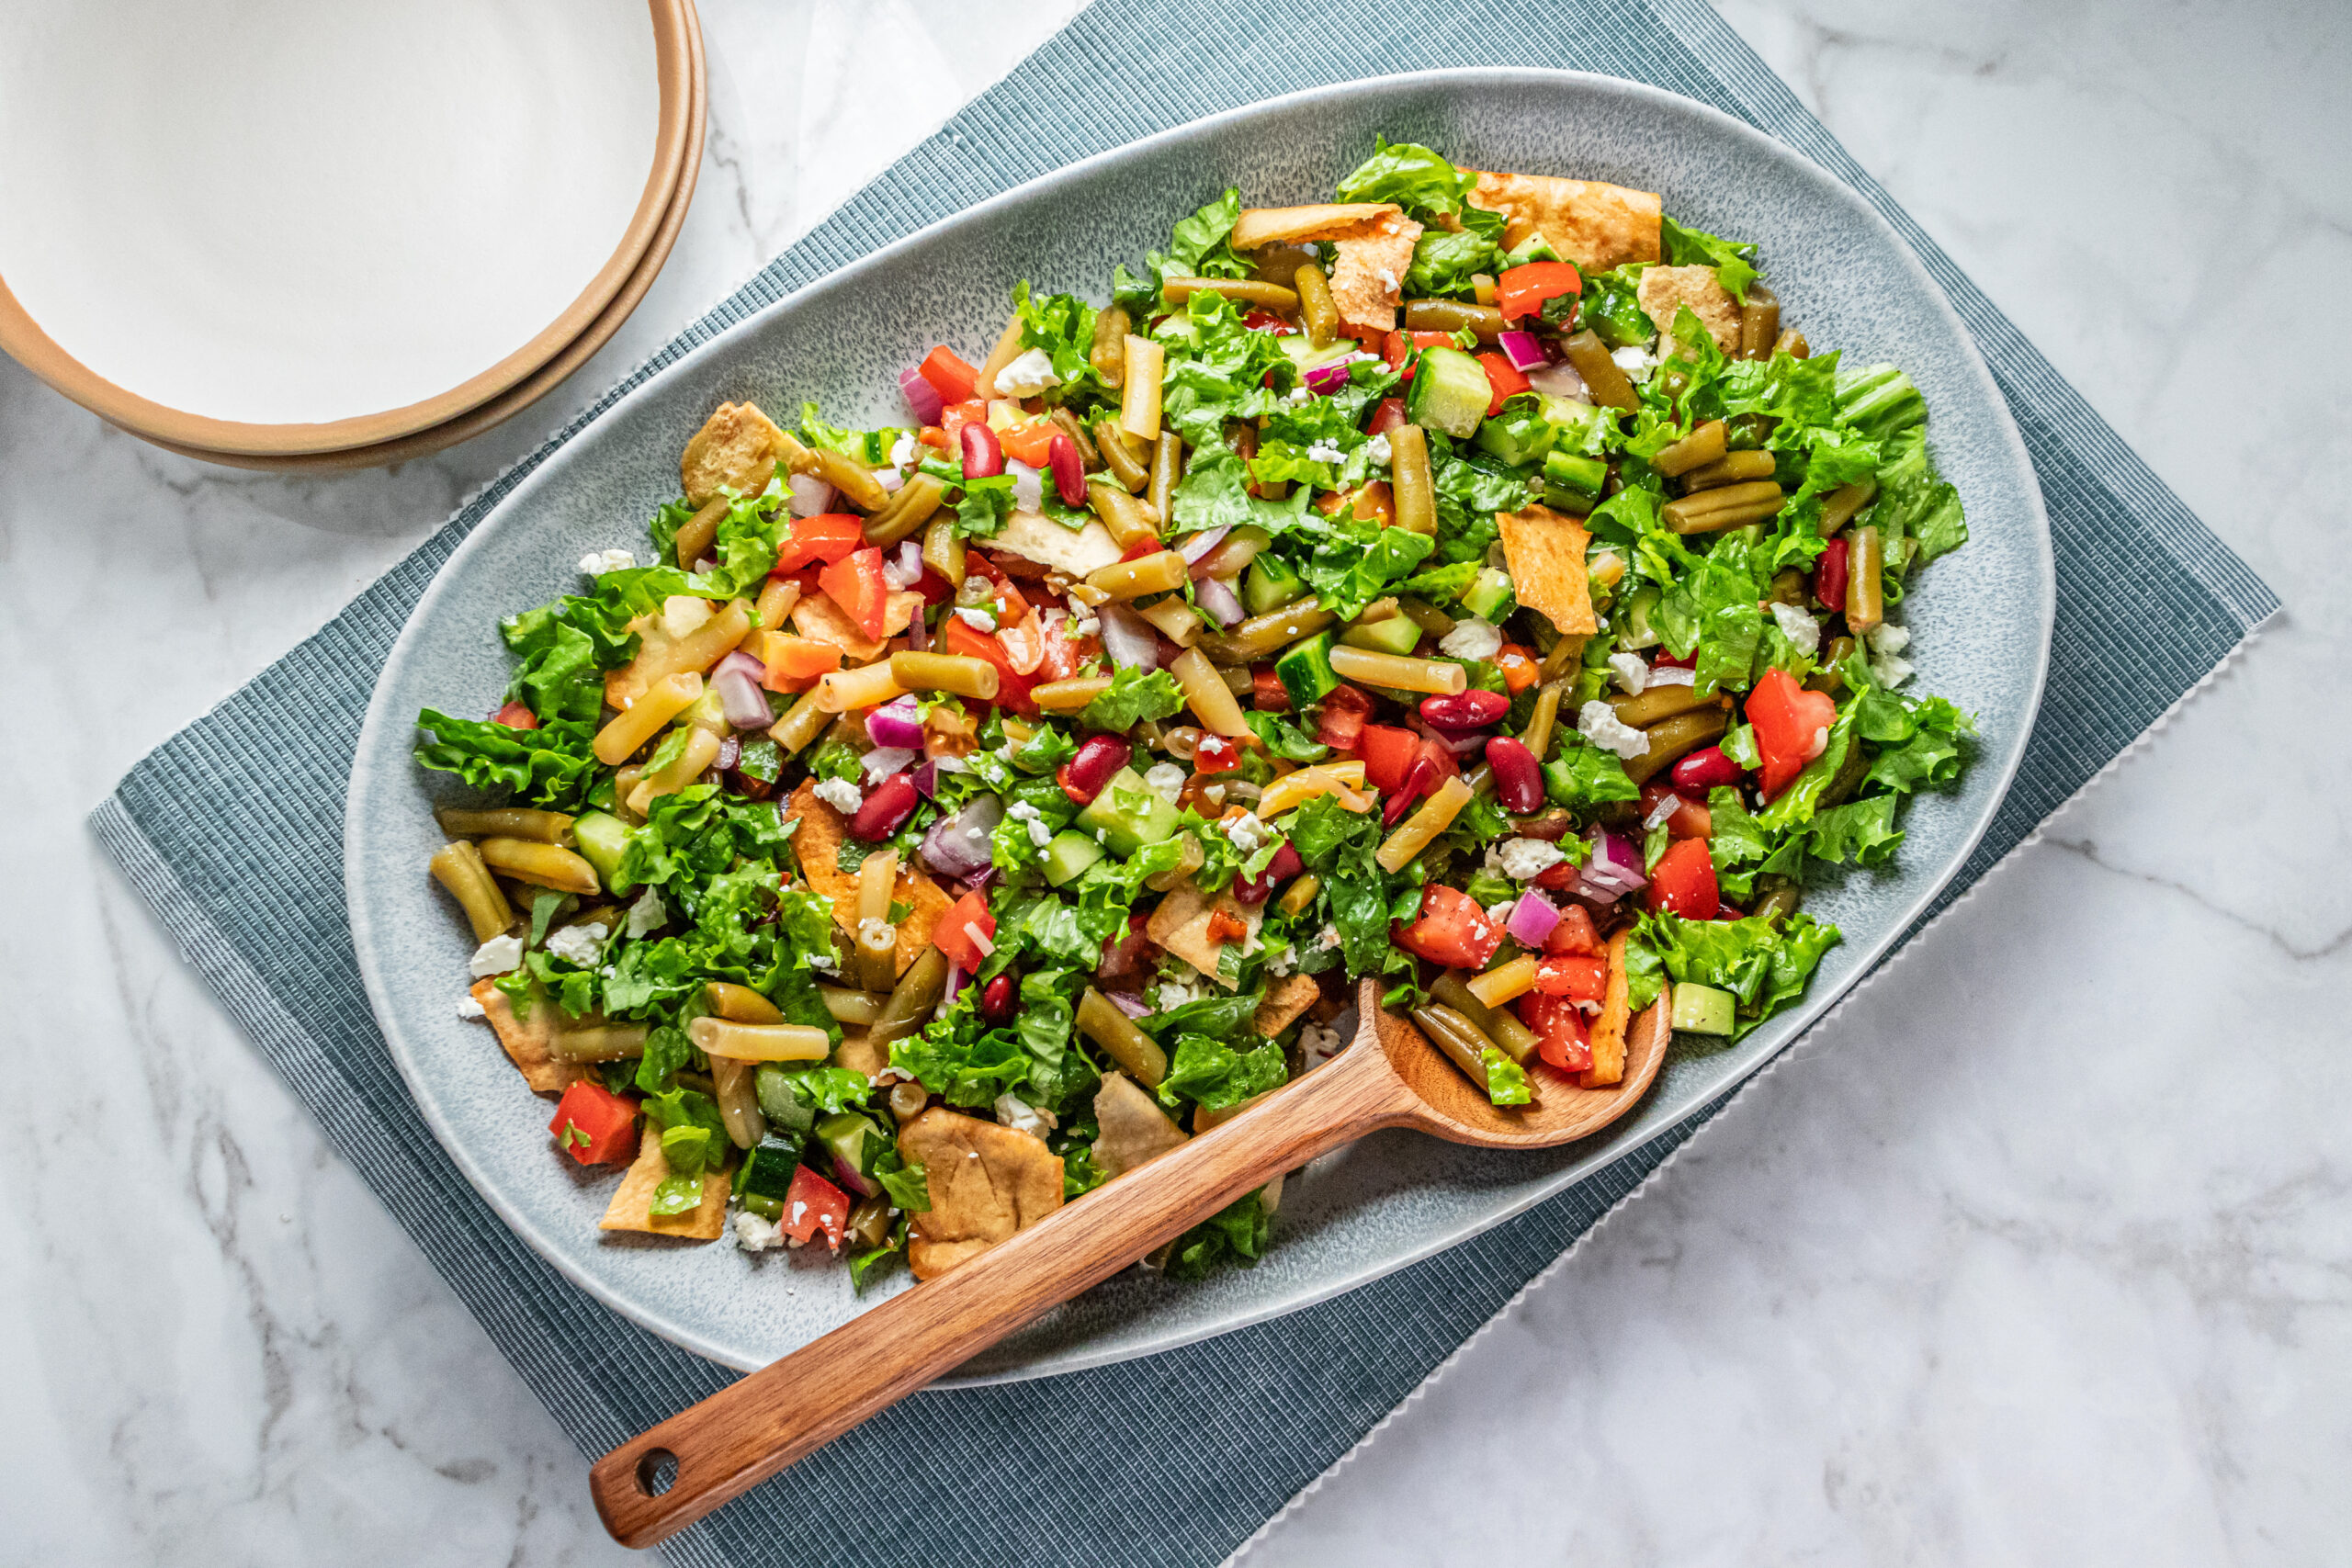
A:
[590, 1043, 1417, 1547]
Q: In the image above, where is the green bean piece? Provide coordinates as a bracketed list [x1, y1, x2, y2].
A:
[1607, 683, 1719, 728]
[428, 840, 514, 943]
[1561, 330, 1637, 412]
[844, 1195, 892, 1251]
[1819, 736, 1872, 809]
[862, 471, 945, 547]
[1093, 420, 1149, 491]
[1396, 595, 1456, 637]
[1805, 635, 1855, 695]
[1750, 877, 1802, 925]
[1846, 525, 1885, 635]
[1818, 477, 1879, 536]
[1522, 682, 1565, 761]
[673, 496, 729, 570]
[1090, 305, 1131, 388]
[545, 1022, 650, 1063]
[1661, 480, 1787, 535]
[1650, 420, 1727, 478]
[1680, 450, 1779, 491]
[1737, 283, 1781, 360]
[1774, 328, 1810, 359]
[1199, 597, 1336, 662]
[1079, 987, 1169, 1088]
[1768, 569, 1809, 606]
[921, 513, 965, 587]
[869, 947, 949, 1051]
[1148, 431, 1182, 524]
[1163, 276, 1299, 313]
[1402, 299, 1507, 340]
[1410, 1003, 1504, 1089]
[1623, 707, 1730, 787]
[812, 448, 889, 513]
[1388, 423, 1436, 536]
[1430, 974, 1540, 1064]
[435, 807, 574, 845]
[1294, 263, 1340, 348]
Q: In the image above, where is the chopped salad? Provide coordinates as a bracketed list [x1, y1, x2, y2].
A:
[417, 138, 1973, 1287]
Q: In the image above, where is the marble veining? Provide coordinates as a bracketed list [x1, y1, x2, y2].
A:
[2, 0, 2341, 1562]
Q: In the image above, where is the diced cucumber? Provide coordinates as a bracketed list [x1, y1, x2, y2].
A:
[1537, 395, 1615, 455]
[1340, 615, 1421, 656]
[1278, 335, 1362, 376]
[1243, 553, 1307, 617]
[1668, 982, 1736, 1035]
[1405, 345, 1493, 440]
[1474, 409, 1554, 468]
[815, 1112, 883, 1198]
[571, 810, 632, 892]
[1077, 766, 1183, 858]
[1272, 630, 1341, 709]
[753, 1065, 816, 1135]
[736, 1135, 801, 1205]
[1622, 584, 1663, 649]
[1042, 828, 1106, 886]
[1542, 449, 1607, 513]
[1461, 567, 1516, 622]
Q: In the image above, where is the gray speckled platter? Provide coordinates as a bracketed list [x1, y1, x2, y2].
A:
[348, 70, 2052, 1383]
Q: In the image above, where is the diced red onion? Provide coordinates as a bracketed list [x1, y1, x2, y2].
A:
[1526, 362, 1589, 399]
[714, 734, 741, 773]
[861, 745, 917, 784]
[1107, 991, 1150, 1019]
[715, 649, 765, 683]
[1303, 361, 1352, 393]
[921, 792, 1002, 879]
[1505, 890, 1560, 947]
[1193, 574, 1246, 628]
[898, 366, 944, 424]
[911, 759, 939, 798]
[865, 695, 925, 750]
[1497, 331, 1550, 372]
[882, 538, 924, 589]
[787, 473, 836, 517]
[906, 608, 930, 651]
[693, 557, 718, 574]
[1644, 792, 1685, 831]
[1582, 826, 1649, 893]
[1570, 874, 1625, 908]
[711, 658, 772, 729]
[1008, 458, 1043, 513]
[1178, 524, 1232, 565]
[1097, 603, 1159, 671]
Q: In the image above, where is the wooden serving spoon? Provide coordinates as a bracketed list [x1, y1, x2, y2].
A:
[590, 976, 1672, 1547]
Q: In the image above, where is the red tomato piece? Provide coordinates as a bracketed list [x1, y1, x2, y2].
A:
[1475, 351, 1531, 416]
[1638, 779, 1714, 840]
[1393, 885, 1504, 970]
[818, 547, 890, 640]
[548, 1081, 638, 1167]
[759, 635, 842, 693]
[1543, 904, 1602, 956]
[1382, 329, 1455, 379]
[1496, 260, 1584, 322]
[933, 889, 997, 974]
[1746, 667, 1838, 799]
[1251, 665, 1290, 712]
[999, 420, 1058, 467]
[1358, 725, 1421, 794]
[492, 700, 538, 729]
[1366, 398, 1410, 438]
[1495, 643, 1540, 694]
[770, 513, 867, 575]
[782, 1165, 851, 1250]
[1314, 682, 1377, 752]
[1534, 954, 1609, 1003]
[1241, 307, 1296, 334]
[1645, 837, 1722, 919]
[918, 346, 980, 404]
[939, 615, 1037, 714]
[1520, 991, 1595, 1074]
[1194, 734, 1242, 775]
[940, 400, 988, 445]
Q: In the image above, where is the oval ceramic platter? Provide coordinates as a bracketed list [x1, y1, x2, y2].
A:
[350, 70, 2052, 1382]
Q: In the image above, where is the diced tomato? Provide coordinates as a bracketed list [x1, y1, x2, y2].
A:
[1314, 682, 1376, 752]
[1358, 724, 1421, 793]
[1534, 954, 1609, 1002]
[1646, 837, 1722, 919]
[1316, 480, 1396, 528]
[1496, 260, 1584, 323]
[933, 889, 997, 974]
[1037, 617, 1096, 683]
[1532, 861, 1583, 890]
[1383, 329, 1455, 380]
[1417, 734, 1462, 784]
[1120, 536, 1164, 561]
[760, 634, 843, 692]
[910, 566, 956, 605]
[999, 420, 1058, 467]
[548, 1081, 638, 1167]
[1097, 909, 1158, 980]
[1638, 778, 1713, 840]
[1250, 665, 1291, 712]
[1366, 398, 1409, 438]
[917, 425, 952, 450]
[1543, 904, 1602, 956]
[1205, 908, 1250, 943]
[770, 513, 867, 575]
[1194, 734, 1242, 774]
[1494, 643, 1540, 694]
[939, 615, 1037, 714]
[1519, 991, 1594, 1074]
[1476, 352, 1530, 416]
[940, 400, 988, 443]
[781, 1164, 851, 1250]
[1652, 648, 1696, 670]
[1241, 307, 1296, 334]
[1746, 667, 1838, 799]
[492, 701, 538, 729]
[1393, 885, 1504, 969]
[817, 547, 890, 640]
[918, 346, 980, 404]
[1813, 536, 1850, 614]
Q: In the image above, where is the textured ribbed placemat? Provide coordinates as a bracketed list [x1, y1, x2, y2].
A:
[89, 1, 2276, 1562]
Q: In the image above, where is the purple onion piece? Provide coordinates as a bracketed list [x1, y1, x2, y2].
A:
[712, 667, 773, 730]
[899, 366, 944, 424]
[1303, 360, 1352, 393]
[1505, 890, 1560, 947]
[911, 759, 940, 799]
[1097, 603, 1159, 671]
[1193, 574, 1246, 628]
[1497, 330, 1550, 372]
[1178, 524, 1233, 565]
[921, 792, 1003, 879]
[865, 695, 925, 750]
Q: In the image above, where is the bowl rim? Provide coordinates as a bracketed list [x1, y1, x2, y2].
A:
[349, 65, 2054, 1382]
[0, 0, 699, 457]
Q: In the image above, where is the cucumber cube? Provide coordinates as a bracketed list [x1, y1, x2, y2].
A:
[1272, 631, 1341, 709]
[1043, 828, 1106, 886]
[1340, 615, 1420, 656]
[571, 811, 632, 893]
[1669, 982, 1737, 1035]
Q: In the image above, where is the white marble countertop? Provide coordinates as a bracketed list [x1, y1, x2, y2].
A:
[4, 0, 2343, 1562]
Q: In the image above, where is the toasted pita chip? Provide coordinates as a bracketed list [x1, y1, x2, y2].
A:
[681, 401, 792, 507]
[1251, 973, 1323, 1041]
[790, 592, 888, 662]
[834, 1027, 888, 1079]
[786, 781, 952, 974]
[1464, 172, 1662, 275]
[599, 1127, 731, 1240]
[879, 589, 926, 639]
[1146, 885, 1261, 989]
[471, 979, 588, 1094]
[1093, 1072, 1190, 1179]
[1498, 505, 1598, 637]
[1636, 265, 1741, 353]
[1231, 202, 1400, 251]
[991, 509, 1125, 579]
[899, 1108, 1063, 1280]
[1326, 209, 1424, 336]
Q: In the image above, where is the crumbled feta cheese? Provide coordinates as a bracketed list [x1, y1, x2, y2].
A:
[995, 347, 1062, 398]
[1228, 811, 1271, 855]
[1645, 663, 1696, 687]
[1487, 901, 1517, 925]
[1285, 385, 1314, 405]
[1006, 797, 1055, 847]
[812, 776, 864, 815]
[863, 746, 917, 784]
[543, 921, 609, 967]
[456, 993, 486, 1020]
[1438, 615, 1503, 661]
[1611, 344, 1657, 380]
[1869, 652, 1916, 688]
[469, 933, 524, 978]
[625, 886, 667, 940]
[1577, 700, 1650, 761]
[1366, 433, 1392, 466]
[1608, 651, 1650, 694]
[1866, 622, 1911, 656]
[1313, 923, 1341, 951]
[1376, 266, 1400, 292]
[955, 605, 1000, 633]
[994, 1095, 1057, 1139]
[1145, 761, 1187, 804]
[1306, 439, 1346, 466]
[809, 948, 841, 975]
[735, 1209, 786, 1251]
[1157, 977, 1204, 1010]
[1266, 944, 1296, 976]
[889, 433, 917, 469]
[578, 547, 636, 577]
[1490, 837, 1566, 881]
[1770, 601, 1822, 656]
[1299, 1021, 1344, 1068]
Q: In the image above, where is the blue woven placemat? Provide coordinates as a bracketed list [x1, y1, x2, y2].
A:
[88, 2, 2277, 1563]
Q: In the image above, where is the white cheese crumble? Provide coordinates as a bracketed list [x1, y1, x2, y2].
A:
[543, 921, 608, 967]
[469, 933, 524, 978]
[994, 347, 1062, 398]
[1376, 266, 1400, 293]
[1005, 797, 1055, 847]
[1313, 923, 1341, 951]
[1489, 837, 1566, 881]
[625, 886, 667, 939]
[578, 547, 636, 577]
[1366, 433, 1393, 466]
[1870, 652, 1916, 688]
[1156, 976, 1205, 1010]
[456, 993, 486, 1020]
[1577, 700, 1650, 760]
[888, 433, 917, 470]
[735, 1209, 786, 1251]
[1299, 1021, 1344, 1068]
[1608, 651, 1651, 694]
[1611, 344, 1657, 380]
[1306, 439, 1346, 466]
[955, 605, 1000, 634]
[812, 776, 864, 815]
[1770, 601, 1823, 656]
[1144, 761, 1187, 804]
[1266, 944, 1296, 976]
[994, 1095, 1057, 1139]
[1227, 811, 1271, 855]
[1285, 385, 1314, 405]
[862, 746, 917, 784]
[1866, 622, 1911, 656]
[1487, 901, 1517, 925]
[1438, 615, 1503, 661]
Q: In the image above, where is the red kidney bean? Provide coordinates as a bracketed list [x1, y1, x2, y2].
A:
[1668, 746, 1743, 791]
[1383, 756, 1437, 827]
[960, 421, 1004, 479]
[848, 774, 919, 840]
[979, 972, 1017, 1025]
[1047, 433, 1086, 507]
[1485, 736, 1544, 814]
[1232, 841, 1304, 906]
[1812, 536, 1850, 614]
[1057, 736, 1131, 806]
[1419, 688, 1510, 732]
